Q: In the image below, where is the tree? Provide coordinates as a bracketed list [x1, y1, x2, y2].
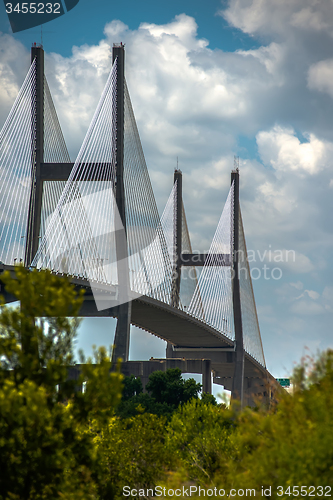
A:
[94, 413, 169, 500]
[201, 392, 218, 406]
[117, 369, 202, 419]
[0, 267, 123, 500]
[221, 350, 333, 493]
[167, 349, 333, 496]
[0, 266, 83, 395]
[167, 398, 234, 484]
[146, 368, 201, 407]
[121, 374, 143, 400]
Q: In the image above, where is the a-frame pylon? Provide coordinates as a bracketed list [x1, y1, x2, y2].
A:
[111, 44, 132, 364]
[164, 167, 266, 406]
[23, 44, 132, 364]
[231, 168, 245, 405]
[25, 45, 44, 267]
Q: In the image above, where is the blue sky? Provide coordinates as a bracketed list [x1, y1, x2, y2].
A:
[1, 0, 333, 387]
[0, 0, 260, 55]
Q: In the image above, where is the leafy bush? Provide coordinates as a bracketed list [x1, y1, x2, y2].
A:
[0, 267, 123, 500]
[2, 267, 333, 498]
[222, 350, 333, 493]
[117, 369, 202, 419]
[167, 398, 233, 484]
[94, 413, 169, 500]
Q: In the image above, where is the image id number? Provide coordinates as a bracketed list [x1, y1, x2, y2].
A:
[5, 3, 61, 14]
[277, 486, 331, 497]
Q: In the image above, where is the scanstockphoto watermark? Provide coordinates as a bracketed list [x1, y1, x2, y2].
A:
[86, 245, 295, 311]
[235, 246, 296, 281]
[39, 181, 297, 311]
[123, 485, 331, 498]
[180, 248, 296, 282]
[123, 485, 257, 497]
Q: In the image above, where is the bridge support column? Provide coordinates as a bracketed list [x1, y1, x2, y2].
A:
[167, 169, 182, 356]
[171, 168, 182, 307]
[202, 359, 212, 394]
[231, 169, 244, 406]
[111, 44, 132, 364]
[25, 45, 44, 266]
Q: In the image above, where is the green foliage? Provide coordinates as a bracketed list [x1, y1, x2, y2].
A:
[0, 379, 96, 499]
[117, 391, 175, 419]
[167, 398, 234, 484]
[121, 374, 143, 400]
[222, 350, 333, 493]
[146, 369, 202, 407]
[2, 267, 333, 498]
[164, 351, 333, 495]
[0, 267, 123, 499]
[200, 392, 218, 406]
[117, 369, 202, 419]
[0, 266, 83, 397]
[72, 347, 124, 426]
[94, 413, 169, 500]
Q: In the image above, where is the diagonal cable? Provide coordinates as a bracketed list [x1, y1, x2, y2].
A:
[0, 59, 36, 265]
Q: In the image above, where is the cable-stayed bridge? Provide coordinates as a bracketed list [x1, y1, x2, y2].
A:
[0, 43, 276, 406]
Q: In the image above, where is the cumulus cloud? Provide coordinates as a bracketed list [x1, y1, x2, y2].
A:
[257, 180, 297, 214]
[256, 125, 330, 176]
[221, 0, 333, 38]
[258, 249, 314, 273]
[237, 42, 285, 84]
[0, 34, 29, 120]
[44, 40, 112, 160]
[308, 59, 333, 98]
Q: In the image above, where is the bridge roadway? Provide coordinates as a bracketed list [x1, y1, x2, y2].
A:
[0, 263, 277, 404]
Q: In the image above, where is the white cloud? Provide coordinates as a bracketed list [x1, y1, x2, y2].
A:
[277, 282, 333, 316]
[139, 15, 207, 49]
[290, 300, 324, 315]
[323, 286, 333, 301]
[0, 34, 29, 121]
[283, 252, 314, 274]
[276, 282, 326, 315]
[257, 180, 297, 214]
[221, 0, 333, 38]
[257, 126, 330, 175]
[237, 42, 285, 84]
[308, 59, 333, 98]
[290, 5, 333, 33]
[304, 289, 320, 300]
[290, 281, 303, 291]
[104, 20, 129, 39]
[294, 289, 320, 301]
[44, 40, 112, 159]
[265, 250, 314, 274]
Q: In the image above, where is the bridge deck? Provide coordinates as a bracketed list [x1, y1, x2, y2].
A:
[0, 264, 271, 397]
